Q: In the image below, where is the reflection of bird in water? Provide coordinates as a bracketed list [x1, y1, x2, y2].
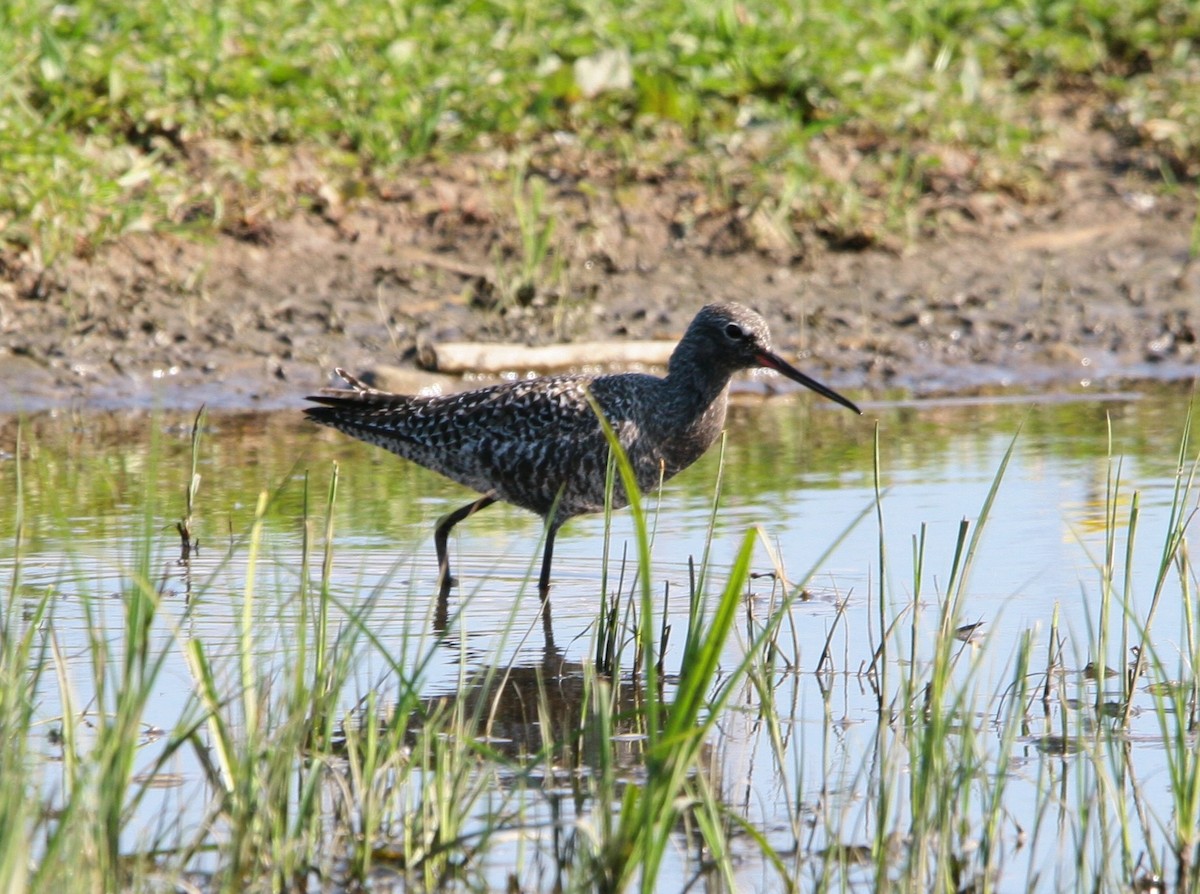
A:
[418, 590, 643, 769]
[306, 302, 860, 595]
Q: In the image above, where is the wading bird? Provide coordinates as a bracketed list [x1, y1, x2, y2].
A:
[305, 303, 861, 595]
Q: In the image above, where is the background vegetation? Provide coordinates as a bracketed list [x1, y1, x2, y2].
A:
[2, 0, 1198, 265]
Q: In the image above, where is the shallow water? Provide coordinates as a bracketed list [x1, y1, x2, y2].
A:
[2, 381, 1198, 890]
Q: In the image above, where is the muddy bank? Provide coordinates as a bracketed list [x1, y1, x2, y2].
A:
[1, 143, 1197, 415]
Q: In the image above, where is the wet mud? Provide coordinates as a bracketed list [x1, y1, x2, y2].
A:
[2, 132, 1197, 414]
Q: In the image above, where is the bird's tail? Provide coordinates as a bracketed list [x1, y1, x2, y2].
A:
[304, 368, 411, 423]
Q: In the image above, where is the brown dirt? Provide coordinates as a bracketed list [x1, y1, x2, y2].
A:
[1, 120, 1197, 415]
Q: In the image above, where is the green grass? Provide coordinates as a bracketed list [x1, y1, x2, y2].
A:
[1, 0, 1198, 266]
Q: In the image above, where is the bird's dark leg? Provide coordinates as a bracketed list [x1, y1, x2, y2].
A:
[537, 521, 560, 652]
[537, 521, 560, 597]
[435, 495, 497, 595]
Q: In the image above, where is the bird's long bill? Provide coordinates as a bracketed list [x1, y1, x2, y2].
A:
[755, 351, 862, 415]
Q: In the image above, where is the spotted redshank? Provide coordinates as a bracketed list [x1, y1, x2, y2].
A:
[305, 303, 861, 595]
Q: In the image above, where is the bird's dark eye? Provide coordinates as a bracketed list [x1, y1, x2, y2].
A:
[724, 323, 744, 340]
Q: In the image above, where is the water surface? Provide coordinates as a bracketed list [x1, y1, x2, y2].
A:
[2, 382, 1197, 890]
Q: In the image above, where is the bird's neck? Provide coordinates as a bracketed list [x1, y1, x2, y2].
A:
[657, 362, 733, 475]
[664, 355, 734, 416]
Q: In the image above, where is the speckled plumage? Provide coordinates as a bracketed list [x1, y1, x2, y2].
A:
[305, 303, 861, 594]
